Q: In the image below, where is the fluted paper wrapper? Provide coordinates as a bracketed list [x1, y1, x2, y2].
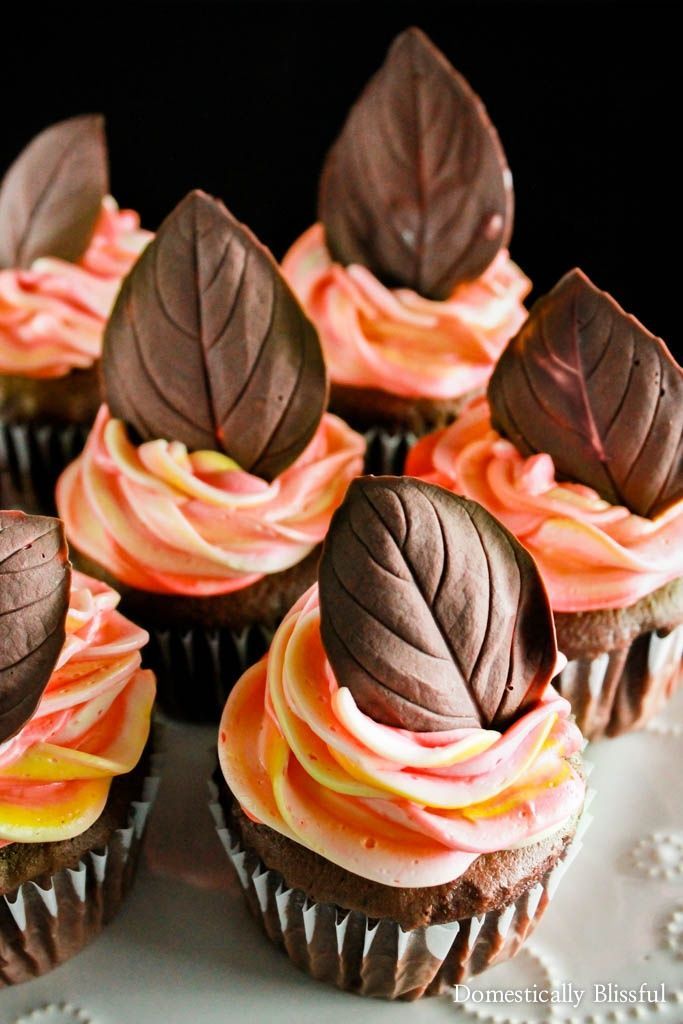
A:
[142, 621, 274, 723]
[357, 382, 486, 475]
[556, 623, 683, 740]
[0, 420, 88, 515]
[0, 746, 161, 987]
[210, 785, 594, 1001]
[363, 427, 415, 475]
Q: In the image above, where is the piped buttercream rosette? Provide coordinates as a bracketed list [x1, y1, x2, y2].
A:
[0, 198, 152, 378]
[407, 396, 683, 613]
[0, 570, 155, 846]
[283, 225, 530, 401]
[57, 405, 365, 596]
[283, 28, 531, 404]
[219, 585, 585, 888]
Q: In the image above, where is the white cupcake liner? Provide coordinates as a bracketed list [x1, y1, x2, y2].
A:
[143, 621, 274, 723]
[209, 781, 594, 1000]
[557, 623, 683, 739]
[362, 427, 416, 476]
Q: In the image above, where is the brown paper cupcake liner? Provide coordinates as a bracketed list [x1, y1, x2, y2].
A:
[556, 623, 683, 740]
[363, 427, 416, 476]
[0, 741, 162, 987]
[143, 621, 274, 723]
[0, 420, 89, 515]
[209, 783, 594, 1001]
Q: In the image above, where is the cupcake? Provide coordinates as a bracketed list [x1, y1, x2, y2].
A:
[0, 115, 151, 513]
[282, 28, 530, 474]
[0, 509, 156, 985]
[56, 190, 365, 722]
[214, 476, 588, 1000]
[407, 269, 683, 739]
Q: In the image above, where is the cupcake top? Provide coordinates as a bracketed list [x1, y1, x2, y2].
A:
[0, 510, 154, 846]
[283, 28, 530, 401]
[219, 477, 585, 887]
[0, 116, 151, 378]
[407, 270, 683, 611]
[57, 191, 365, 595]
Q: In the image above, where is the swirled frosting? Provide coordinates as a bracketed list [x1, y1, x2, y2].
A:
[406, 397, 683, 613]
[56, 406, 366, 596]
[282, 224, 531, 400]
[0, 570, 154, 847]
[0, 197, 152, 378]
[219, 586, 585, 888]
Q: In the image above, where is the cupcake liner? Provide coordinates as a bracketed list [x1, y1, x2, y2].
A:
[556, 623, 683, 740]
[0, 737, 162, 987]
[0, 420, 89, 515]
[363, 427, 416, 476]
[143, 621, 274, 723]
[209, 783, 594, 1001]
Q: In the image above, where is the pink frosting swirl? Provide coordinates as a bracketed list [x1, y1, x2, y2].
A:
[0, 197, 152, 378]
[406, 397, 683, 612]
[282, 223, 531, 400]
[219, 585, 585, 888]
[56, 406, 366, 596]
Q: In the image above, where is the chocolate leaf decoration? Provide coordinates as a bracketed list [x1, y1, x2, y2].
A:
[0, 511, 71, 744]
[0, 114, 109, 269]
[103, 190, 328, 480]
[319, 477, 556, 732]
[488, 268, 683, 518]
[318, 27, 513, 300]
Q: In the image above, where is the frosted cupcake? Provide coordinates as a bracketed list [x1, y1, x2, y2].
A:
[283, 28, 530, 473]
[57, 190, 365, 721]
[0, 510, 156, 985]
[407, 270, 683, 738]
[215, 477, 588, 999]
[0, 115, 151, 513]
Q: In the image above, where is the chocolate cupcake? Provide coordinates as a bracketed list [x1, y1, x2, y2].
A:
[56, 190, 365, 722]
[407, 269, 683, 739]
[283, 28, 530, 473]
[214, 477, 588, 1000]
[0, 115, 151, 514]
[0, 510, 157, 985]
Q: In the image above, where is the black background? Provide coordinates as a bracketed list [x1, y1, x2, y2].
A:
[2, 2, 680, 359]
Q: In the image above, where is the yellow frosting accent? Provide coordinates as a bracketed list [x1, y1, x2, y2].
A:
[189, 450, 242, 474]
[0, 780, 110, 843]
[0, 572, 155, 846]
[268, 615, 382, 798]
[0, 673, 154, 782]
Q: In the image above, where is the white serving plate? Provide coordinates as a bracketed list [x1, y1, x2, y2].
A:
[2, 688, 682, 1024]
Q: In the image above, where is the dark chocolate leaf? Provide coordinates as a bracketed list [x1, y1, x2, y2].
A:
[103, 190, 328, 481]
[318, 477, 556, 732]
[318, 27, 513, 300]
[0, 115, 109, 269]
[0, 511, 71, 744]
[488, 268, 683, 518]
